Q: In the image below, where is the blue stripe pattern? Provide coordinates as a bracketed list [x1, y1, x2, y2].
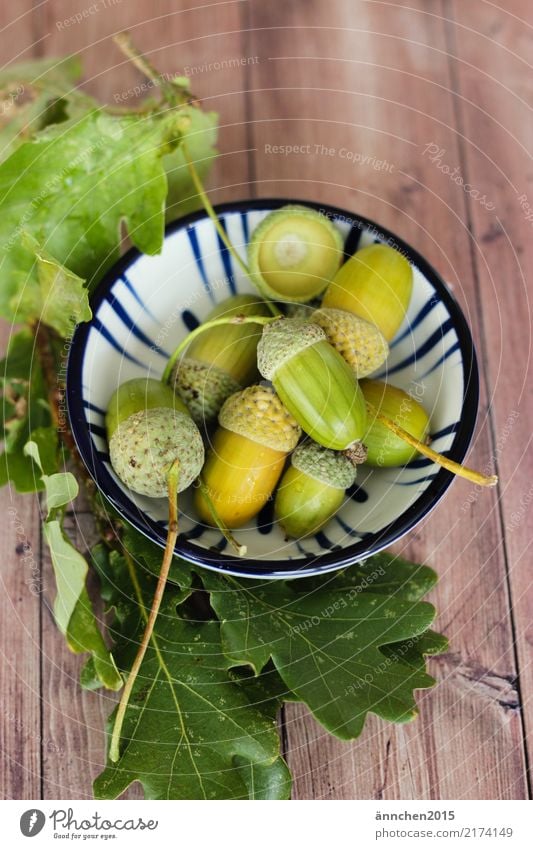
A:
[108, 292, 170, 358]
[375, 318, 454, 378]
[217, 216, 237, 294]
[92, 318, 145, 367]
[186, 225, 213, 299]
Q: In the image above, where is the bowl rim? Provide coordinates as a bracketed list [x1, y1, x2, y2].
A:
[66, 198, 479, 579]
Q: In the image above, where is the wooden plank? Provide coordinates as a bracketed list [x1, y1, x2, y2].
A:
[0, 0, 44, 801]
[39, 0, 252, 799]
[247, 0, 528, 798]
[448, 0, 533, 786]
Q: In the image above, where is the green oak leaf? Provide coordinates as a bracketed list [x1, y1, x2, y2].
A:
[297, 551, 440, 602]
[0, 106, 188, 331]
[18, 232, 92, 337]
[0, 55, 89, 162]
[202, 555, 444, 740]
[0, 330, 52, 492]
[94, 607, 288, 800]
[25, 440, 122, 690]
[91, 545, 289, 799]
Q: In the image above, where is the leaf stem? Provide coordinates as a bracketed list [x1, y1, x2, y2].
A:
[182, 145, 281, 317]
[196, 477, 247, 557]
[366, 403, 498, 487]
[109, 458, 181, 763]
[113, 32, 182, 103]
[162, 314, 275, 385]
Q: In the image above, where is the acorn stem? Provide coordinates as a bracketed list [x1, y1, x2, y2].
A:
[182, 146, 281, 317]
[196, 476, 247, 556]
[162, 314, 275, 385]
[109, 459, 181, 763]
[366, 403, 498, 487]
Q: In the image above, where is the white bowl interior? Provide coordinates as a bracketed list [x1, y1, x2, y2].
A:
[78, 207, 465, 566]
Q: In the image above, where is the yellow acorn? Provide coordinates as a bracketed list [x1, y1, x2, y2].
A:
[322, 243, 413, 341]
[171, 294, 270, 424]
[195, 384, 301, 528]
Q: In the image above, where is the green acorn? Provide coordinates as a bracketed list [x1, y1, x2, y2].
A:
[106, 377, 204, 497]
[275, 440, 357, 538]
[171, 294, 270, 424]
[248, 205, 344, 302]
[360, 379, 430, 467]
[257, 318, 367, 459]
[311, 307, 389, 377]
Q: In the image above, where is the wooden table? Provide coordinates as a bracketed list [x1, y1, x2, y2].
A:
[1, 0, 531, 800]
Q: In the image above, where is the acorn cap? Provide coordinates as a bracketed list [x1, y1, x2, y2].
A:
[109, 407, 204, 498]
[172, 357, 241, 425]
[256, 318, 325, 381]
[291, 440, 357, 490]
[219, 384, 301, 452]
[311, 307, 389, 377]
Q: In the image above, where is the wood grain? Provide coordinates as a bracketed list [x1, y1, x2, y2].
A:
[0, 0, 531, 800]
[448, 0, 533, 787]
[0, 0, 44, 802]
[246, 0, 529, 799]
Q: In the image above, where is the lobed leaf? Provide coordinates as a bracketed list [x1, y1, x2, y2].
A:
[202, 554, 445, 740]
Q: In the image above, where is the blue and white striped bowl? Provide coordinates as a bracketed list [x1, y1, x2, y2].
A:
[67, 200, 479, 579]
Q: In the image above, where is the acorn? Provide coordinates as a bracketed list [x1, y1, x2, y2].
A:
[171, 294, 271, 424]
[360, 379, 430, 467]
[322, 243, 413, 341]
[256, 318, 367, 459]
[195, 384, 301, 528]
[275, 440, 357, 538]
[311, 307, 389, 377]
[248, 205, 344, 302]
[106, 377, 204, 497]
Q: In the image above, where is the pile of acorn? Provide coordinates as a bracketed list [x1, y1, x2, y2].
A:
[105, 202, 498, 761]
[106, 204, 495, 547]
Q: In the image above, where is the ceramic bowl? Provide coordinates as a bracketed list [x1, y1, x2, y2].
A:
[66, 200, 478, 579]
